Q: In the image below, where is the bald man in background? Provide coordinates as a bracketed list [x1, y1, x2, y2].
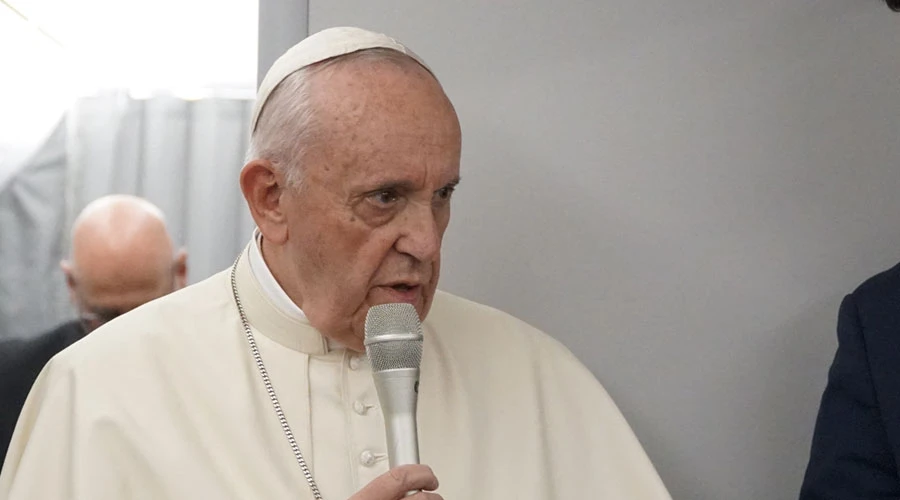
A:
[0, 194, 186, 467]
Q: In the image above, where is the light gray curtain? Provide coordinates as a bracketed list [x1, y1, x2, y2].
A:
[0, 122, 69, 340]
[0, 93, 256, 340]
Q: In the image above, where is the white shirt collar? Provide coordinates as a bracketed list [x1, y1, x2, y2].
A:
[247, 228, 307, 322]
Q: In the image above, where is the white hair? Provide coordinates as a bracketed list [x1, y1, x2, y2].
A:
[245, 68, 315, 188]
[245, 48, 435, 189]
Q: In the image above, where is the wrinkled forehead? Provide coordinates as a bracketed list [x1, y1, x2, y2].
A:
[74, 257, 174, 292]
[312, 56, 453, 129]
[309, 63, 461, 177]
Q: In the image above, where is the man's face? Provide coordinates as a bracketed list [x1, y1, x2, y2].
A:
[278, 58, 462, 346]
[65, 253, 185, 333]
[75, 278, 176, 332]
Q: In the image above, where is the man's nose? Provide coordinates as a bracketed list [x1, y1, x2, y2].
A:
[394, 203, 442, 262]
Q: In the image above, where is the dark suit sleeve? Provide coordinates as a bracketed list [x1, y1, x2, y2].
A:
[0, 339, 38, 464]
[0, 322, 83, 469]
[799, 294, 900, 499]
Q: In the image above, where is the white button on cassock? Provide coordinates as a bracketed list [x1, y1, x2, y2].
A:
[349, 355, 363, 370]
[359, 450, 377, 467]
[353, 400, 368, 415]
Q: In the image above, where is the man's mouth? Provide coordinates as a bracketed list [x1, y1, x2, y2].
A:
[377, 282, 423, 304]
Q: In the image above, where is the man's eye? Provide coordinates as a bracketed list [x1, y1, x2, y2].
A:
[371, 190, 399, 205]
[435, 186, 455, 201]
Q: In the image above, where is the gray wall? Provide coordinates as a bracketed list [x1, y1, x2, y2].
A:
[268, 1, 900, 499]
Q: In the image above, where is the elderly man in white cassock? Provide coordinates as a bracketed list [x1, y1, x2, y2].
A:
[0, 27, 671, 500]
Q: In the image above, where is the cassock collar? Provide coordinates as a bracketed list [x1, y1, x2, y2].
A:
[233, 242, 331, 355]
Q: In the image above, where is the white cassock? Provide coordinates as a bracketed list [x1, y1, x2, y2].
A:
[0, 236, 672, 499]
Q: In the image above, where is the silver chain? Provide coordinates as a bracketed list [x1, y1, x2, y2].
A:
[229, 258, 324, 500]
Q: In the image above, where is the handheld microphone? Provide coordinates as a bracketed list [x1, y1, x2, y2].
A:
[364, 303, 423, 468]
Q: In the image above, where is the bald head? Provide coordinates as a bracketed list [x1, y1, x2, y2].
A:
[62, 195, 187, 331]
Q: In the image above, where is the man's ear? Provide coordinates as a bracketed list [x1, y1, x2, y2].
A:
[60, 260, 77, 303]
[173, 249, 188, 289]
[240, 159, 289, 244]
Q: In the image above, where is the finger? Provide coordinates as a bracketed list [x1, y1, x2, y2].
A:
[406, 493, 443, 500]
[388, 464, 439, 492]
[355, 464, 439, 499]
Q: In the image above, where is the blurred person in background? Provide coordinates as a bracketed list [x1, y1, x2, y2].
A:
[0, 194, 187, 468]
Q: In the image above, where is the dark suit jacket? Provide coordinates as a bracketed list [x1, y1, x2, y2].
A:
[801, 261, 900, 499]
[0, 320, 85, 468]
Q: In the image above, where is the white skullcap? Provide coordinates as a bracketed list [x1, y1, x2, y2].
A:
[251, 26, 431, 134]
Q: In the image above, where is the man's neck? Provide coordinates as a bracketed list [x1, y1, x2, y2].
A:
[247, 230, 305, 320]
[258, 238, 302, 308]
[254, 234, 353, 351]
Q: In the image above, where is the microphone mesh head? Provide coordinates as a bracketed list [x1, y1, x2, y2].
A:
[364, 303, 423, 373]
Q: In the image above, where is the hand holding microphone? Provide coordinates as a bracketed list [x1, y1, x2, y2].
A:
[350, 465, 442, 500]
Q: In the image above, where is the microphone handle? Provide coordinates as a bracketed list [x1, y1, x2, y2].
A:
[385, 410, 420, 468]
[373, 368, 421, 467]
